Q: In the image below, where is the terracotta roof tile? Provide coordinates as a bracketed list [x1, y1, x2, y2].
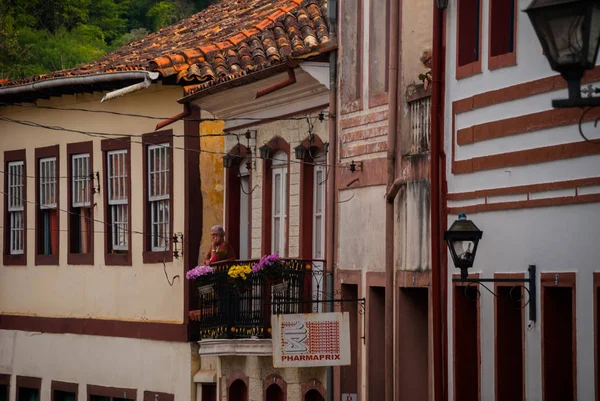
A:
[0, 0, 329, 90]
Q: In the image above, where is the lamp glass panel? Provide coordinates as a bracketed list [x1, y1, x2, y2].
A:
[587, 5, 600, 66]
[452, 239, 476, 263]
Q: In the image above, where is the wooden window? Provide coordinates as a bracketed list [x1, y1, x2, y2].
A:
[271, 151, 288, 256]
[456, 0, 482, 79]
[367, 286, 385, 401]
[17, 376, 41, 401]
[143, 391, 173, 401]
[541, 273, 576, 401]
[143, 131, 173, 263]
[87, 385, 136, 401]
[35, 145, 59, 265]
[260, 137, 290, 256]
[5, 156, 26, 261]
[67, 141, 94, 265]
[51, 381, 78, 401]
[453, 280, 480, 401]
[101, 138, 131, 266]
[0, 374, 9, 401]
[488, 0, 517, 69]
[494, 274, 524, 401]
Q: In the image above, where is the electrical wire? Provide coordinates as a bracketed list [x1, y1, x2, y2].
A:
[0, 102, 331, 122]
[0, 115, 348, 169]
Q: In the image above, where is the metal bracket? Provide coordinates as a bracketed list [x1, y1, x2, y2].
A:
[452, 265, 536, 323]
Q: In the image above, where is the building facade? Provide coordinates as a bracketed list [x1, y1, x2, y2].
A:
[440, 1, 600, 400]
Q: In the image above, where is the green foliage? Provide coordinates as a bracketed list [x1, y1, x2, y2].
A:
[0, 0, 216, 80]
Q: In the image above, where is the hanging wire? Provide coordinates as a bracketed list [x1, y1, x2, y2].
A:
[0, 102, 331, 122]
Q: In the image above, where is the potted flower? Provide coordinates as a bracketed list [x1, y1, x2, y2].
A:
[252, 253, 285, 280]
[185, 265, 214, 280]
[227, 263, 253, 290]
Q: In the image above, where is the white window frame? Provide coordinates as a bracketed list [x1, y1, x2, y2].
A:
[7, 161, 24, 255]
[312, 156, 326, 312]
[39, 157, 57, 209]
[72, 153, 91, 208]
[107, 149, 129, 251]
[147, 144, 170, 252]
[271, 151, 288, 257]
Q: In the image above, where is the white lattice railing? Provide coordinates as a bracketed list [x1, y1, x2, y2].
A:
[407, 88, 431, 155]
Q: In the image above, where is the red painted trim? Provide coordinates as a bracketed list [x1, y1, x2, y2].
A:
[0, 314, 188, 341]
[263, 375, 287, 401]
[454, 141, 600, 174]
[87, 384, 136, 400]
[452, 275, 481, 401]
[142, 130, 174, 264]
[260, 136, 290, 256]
[3, 149, 27, 266]
[396, 270, 431, 287]
[16, 375, 41, 401]
[184, 105, 203, 340]
[340, 110, 388, 130]
[34, 145, 60, 266]
[595, 272, 600, 401]
[143, 391, 174, 401]
[67, 141, 94, 265]
[448, 193, 600, 214]
[448, 177, 600, 201]
[0, 374, 10, 386]
[51, 380, 79, 401]
[101, 137, 132, 266]
[493, 273, 525, 401]
[487, 0, 518, 70]
[540, 272, 577, 401]
[340, 0, 364, 115]
[455, 0, 483, 79]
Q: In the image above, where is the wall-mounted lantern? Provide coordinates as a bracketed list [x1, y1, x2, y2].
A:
[222, 153, 235, 169]
[444, 213, 537, 322]
[294, 144, 307, 160]
[525, 0, 600, 108]
[435, 0, 449, 10]
[259, 144, 270, 159]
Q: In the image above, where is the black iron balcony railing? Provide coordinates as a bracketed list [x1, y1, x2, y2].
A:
[192, 258, 324, 339]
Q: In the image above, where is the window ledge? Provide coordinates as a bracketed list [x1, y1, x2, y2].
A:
[488, 52, 517, 71]
[35, 254, 58, 266]
[197, 338, 273, 357]
[104, 253, 131, 266]
[456, 60, 482, 80]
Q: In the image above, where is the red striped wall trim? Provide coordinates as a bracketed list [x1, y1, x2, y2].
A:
[457, 105, 600, 145]
[341, 110, 388, 130]
[453, 141, 600, 174]
[336, 155, 430, 190]
[451, 67, 600, 174]
[341, 141, 388, 159]
[447, 177, 600, 201]
[448, 193, 600, 214]
[0, 315, 188, 342]
[341, 125, 387, 143]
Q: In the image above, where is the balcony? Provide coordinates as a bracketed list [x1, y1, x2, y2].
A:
[189, 258, 324, 341]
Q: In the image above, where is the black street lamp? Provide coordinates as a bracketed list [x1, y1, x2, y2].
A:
[222, 153, 235, 169]
[444, 213, 482, 280]
[259, 144, 270, 160]
[444, 213, 537, 322]
[525, 0, 600, 108]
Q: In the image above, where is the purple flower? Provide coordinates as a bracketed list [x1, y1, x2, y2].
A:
[252, 253, 281, 273]
[185, 265, 214, 280]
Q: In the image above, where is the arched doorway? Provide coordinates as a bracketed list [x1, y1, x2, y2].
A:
[265, 384, 284, 401]
[304, 389, 324, 401]
[229, 379, 248, 401]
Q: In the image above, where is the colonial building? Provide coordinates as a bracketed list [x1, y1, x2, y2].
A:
[0, 1, 333, 401]
[433, 1, 600, 400]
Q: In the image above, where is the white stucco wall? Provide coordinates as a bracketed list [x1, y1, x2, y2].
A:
[444, 1, 600, 400]
[0, 330, 194, 401]
[0, 86, 188, 322]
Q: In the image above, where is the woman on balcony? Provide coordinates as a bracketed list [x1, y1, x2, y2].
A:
[203, 225, 236, 265]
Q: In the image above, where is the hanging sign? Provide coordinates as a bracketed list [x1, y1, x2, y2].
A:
[272, 312, 351, 368]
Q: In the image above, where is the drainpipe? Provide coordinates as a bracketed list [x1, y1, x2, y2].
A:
[325, 0, 337, 400]
[255, 67, 297, 99]
[155, 103, 192, 130]
[385, 0, 401, 398]
[431, 2, 446, 401]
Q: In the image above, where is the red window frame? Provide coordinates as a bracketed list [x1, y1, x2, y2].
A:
[488, 0, 518, 70]
[456, 0, 483, 79]
[3, 149, 27, 266]
[35, 145, 60, 266]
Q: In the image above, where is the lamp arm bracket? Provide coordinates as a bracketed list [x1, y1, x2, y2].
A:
[452, 265, 537, 323]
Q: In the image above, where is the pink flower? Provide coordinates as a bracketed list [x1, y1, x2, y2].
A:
[185, 265, 214, 279]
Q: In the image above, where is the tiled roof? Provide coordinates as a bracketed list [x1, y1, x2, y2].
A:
[0, 0, 329, 90]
